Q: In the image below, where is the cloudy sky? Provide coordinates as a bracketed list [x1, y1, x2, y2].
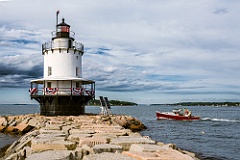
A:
[0, 0, 240, 104]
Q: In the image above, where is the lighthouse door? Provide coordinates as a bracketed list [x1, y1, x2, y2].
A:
[68, 40, 72, 48]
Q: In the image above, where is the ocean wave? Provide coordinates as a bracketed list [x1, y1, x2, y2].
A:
[201, 117, 240, 123]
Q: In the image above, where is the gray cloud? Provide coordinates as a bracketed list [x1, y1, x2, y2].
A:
[213, 8, 228, 15]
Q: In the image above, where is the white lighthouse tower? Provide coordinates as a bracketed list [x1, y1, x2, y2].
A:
[30, 12, 95, 116]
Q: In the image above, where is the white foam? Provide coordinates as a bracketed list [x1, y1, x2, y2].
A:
[201, 117, 240, 123]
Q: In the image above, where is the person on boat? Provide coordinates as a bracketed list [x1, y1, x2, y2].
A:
[178, 108, 184, 116]
[173, 108, 183, 116]
[184, 108, 192, 117]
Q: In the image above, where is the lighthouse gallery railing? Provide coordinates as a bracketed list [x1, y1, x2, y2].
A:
[42, 41, 84, 52]
[30, 87, 94, 97]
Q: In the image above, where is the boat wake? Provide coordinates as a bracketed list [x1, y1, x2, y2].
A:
[201, 117, 240, 123]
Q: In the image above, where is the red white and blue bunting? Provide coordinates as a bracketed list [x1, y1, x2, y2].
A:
[29, 88, 38, 95]
[70, 88, 84, 94]
[45, 88, 59, 94]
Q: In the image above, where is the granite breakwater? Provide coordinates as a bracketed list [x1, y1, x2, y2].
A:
[0, 114, 199, 160]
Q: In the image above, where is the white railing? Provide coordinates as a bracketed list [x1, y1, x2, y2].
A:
[42, 41, 84, 52]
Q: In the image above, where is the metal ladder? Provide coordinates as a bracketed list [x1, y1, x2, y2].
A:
[99, 96, 111, 115]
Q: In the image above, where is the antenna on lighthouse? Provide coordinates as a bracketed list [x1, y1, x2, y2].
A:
[56, 10, 60, 30]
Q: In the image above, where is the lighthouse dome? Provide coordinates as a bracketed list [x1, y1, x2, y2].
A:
[55, 18, 72, 39]
[57, 18, 70, 27]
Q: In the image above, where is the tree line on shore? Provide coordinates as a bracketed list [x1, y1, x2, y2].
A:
[151, 102, 240, 106]
[88, 99, 138, 106]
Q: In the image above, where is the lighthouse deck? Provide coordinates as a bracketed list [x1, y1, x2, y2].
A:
[30, 77, 95, 98]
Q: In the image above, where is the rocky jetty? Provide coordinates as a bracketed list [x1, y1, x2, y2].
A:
[0, 114, 199, 160]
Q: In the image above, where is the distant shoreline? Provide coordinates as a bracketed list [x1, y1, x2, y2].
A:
[150, 102, 240, 107]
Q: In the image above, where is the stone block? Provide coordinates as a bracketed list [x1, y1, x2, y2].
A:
[61, 125, 74, 132]
[110, 137, 155, 151]
[35, 134, 66, 141]
[0, 125, 6, 132]
[39, 129, 66, 135]
[81, 123, 122, 130]
[49, 120, 64, 125]
[130, 144, 167, 152]
[18, 130, 40, 143]
[73, 147, 89, 159]
[31, 139, 76, 153]
[128, 132, 142, 137]
[122, 151, 161, 160]
[5, 152, 19, 160]
[82, 152, 137, 160]
[5, 125, 15, 133]
[92, 133, 118, 139]
[79, 137, 108, 148]
[155, 148, 195, 160]
[27, 118, 40, 127]
[0, 117, 7, 126]
[21, 117, 31, 124]
[94, 128, 127, 136]
[7, 116, 16, 124]
[14, 123, 34, 133]
[26, 150, 74, 160]
[93, 144, 122, 153]
[68, 133, 92, 142]
[44, 124, 62, 130]
[5, 141, 20, 154]
[69, 128, 95, 134]
[15, 136, 34, 152]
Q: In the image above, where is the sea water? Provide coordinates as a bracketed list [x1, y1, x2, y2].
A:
[0, 104, 240, 160]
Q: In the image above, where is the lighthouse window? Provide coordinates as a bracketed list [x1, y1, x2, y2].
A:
[76, 67, 79, 77]
[48, 66, 52, 76]
[76, 82, 80, 88]
[76, 56, 78, 59]
[47, 82, 52, 88]
[61, 26, 69, 32]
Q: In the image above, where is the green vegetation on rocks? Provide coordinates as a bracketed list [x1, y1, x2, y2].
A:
[88, 99, 137, 106]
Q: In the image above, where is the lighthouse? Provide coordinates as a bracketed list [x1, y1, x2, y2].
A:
[30, 12, 95, 116]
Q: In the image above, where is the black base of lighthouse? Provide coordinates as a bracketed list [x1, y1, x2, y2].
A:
[31, 95, 92, 116]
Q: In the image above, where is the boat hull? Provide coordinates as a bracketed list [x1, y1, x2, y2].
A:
[156, 111, 200, 121]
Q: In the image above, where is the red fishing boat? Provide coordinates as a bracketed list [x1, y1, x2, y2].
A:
[156, 108, 200, 120]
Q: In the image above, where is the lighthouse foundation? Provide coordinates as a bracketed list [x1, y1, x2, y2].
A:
[32, 95, 92, 116]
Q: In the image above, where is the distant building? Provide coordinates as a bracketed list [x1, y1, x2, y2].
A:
[29, 12, 95, 116]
